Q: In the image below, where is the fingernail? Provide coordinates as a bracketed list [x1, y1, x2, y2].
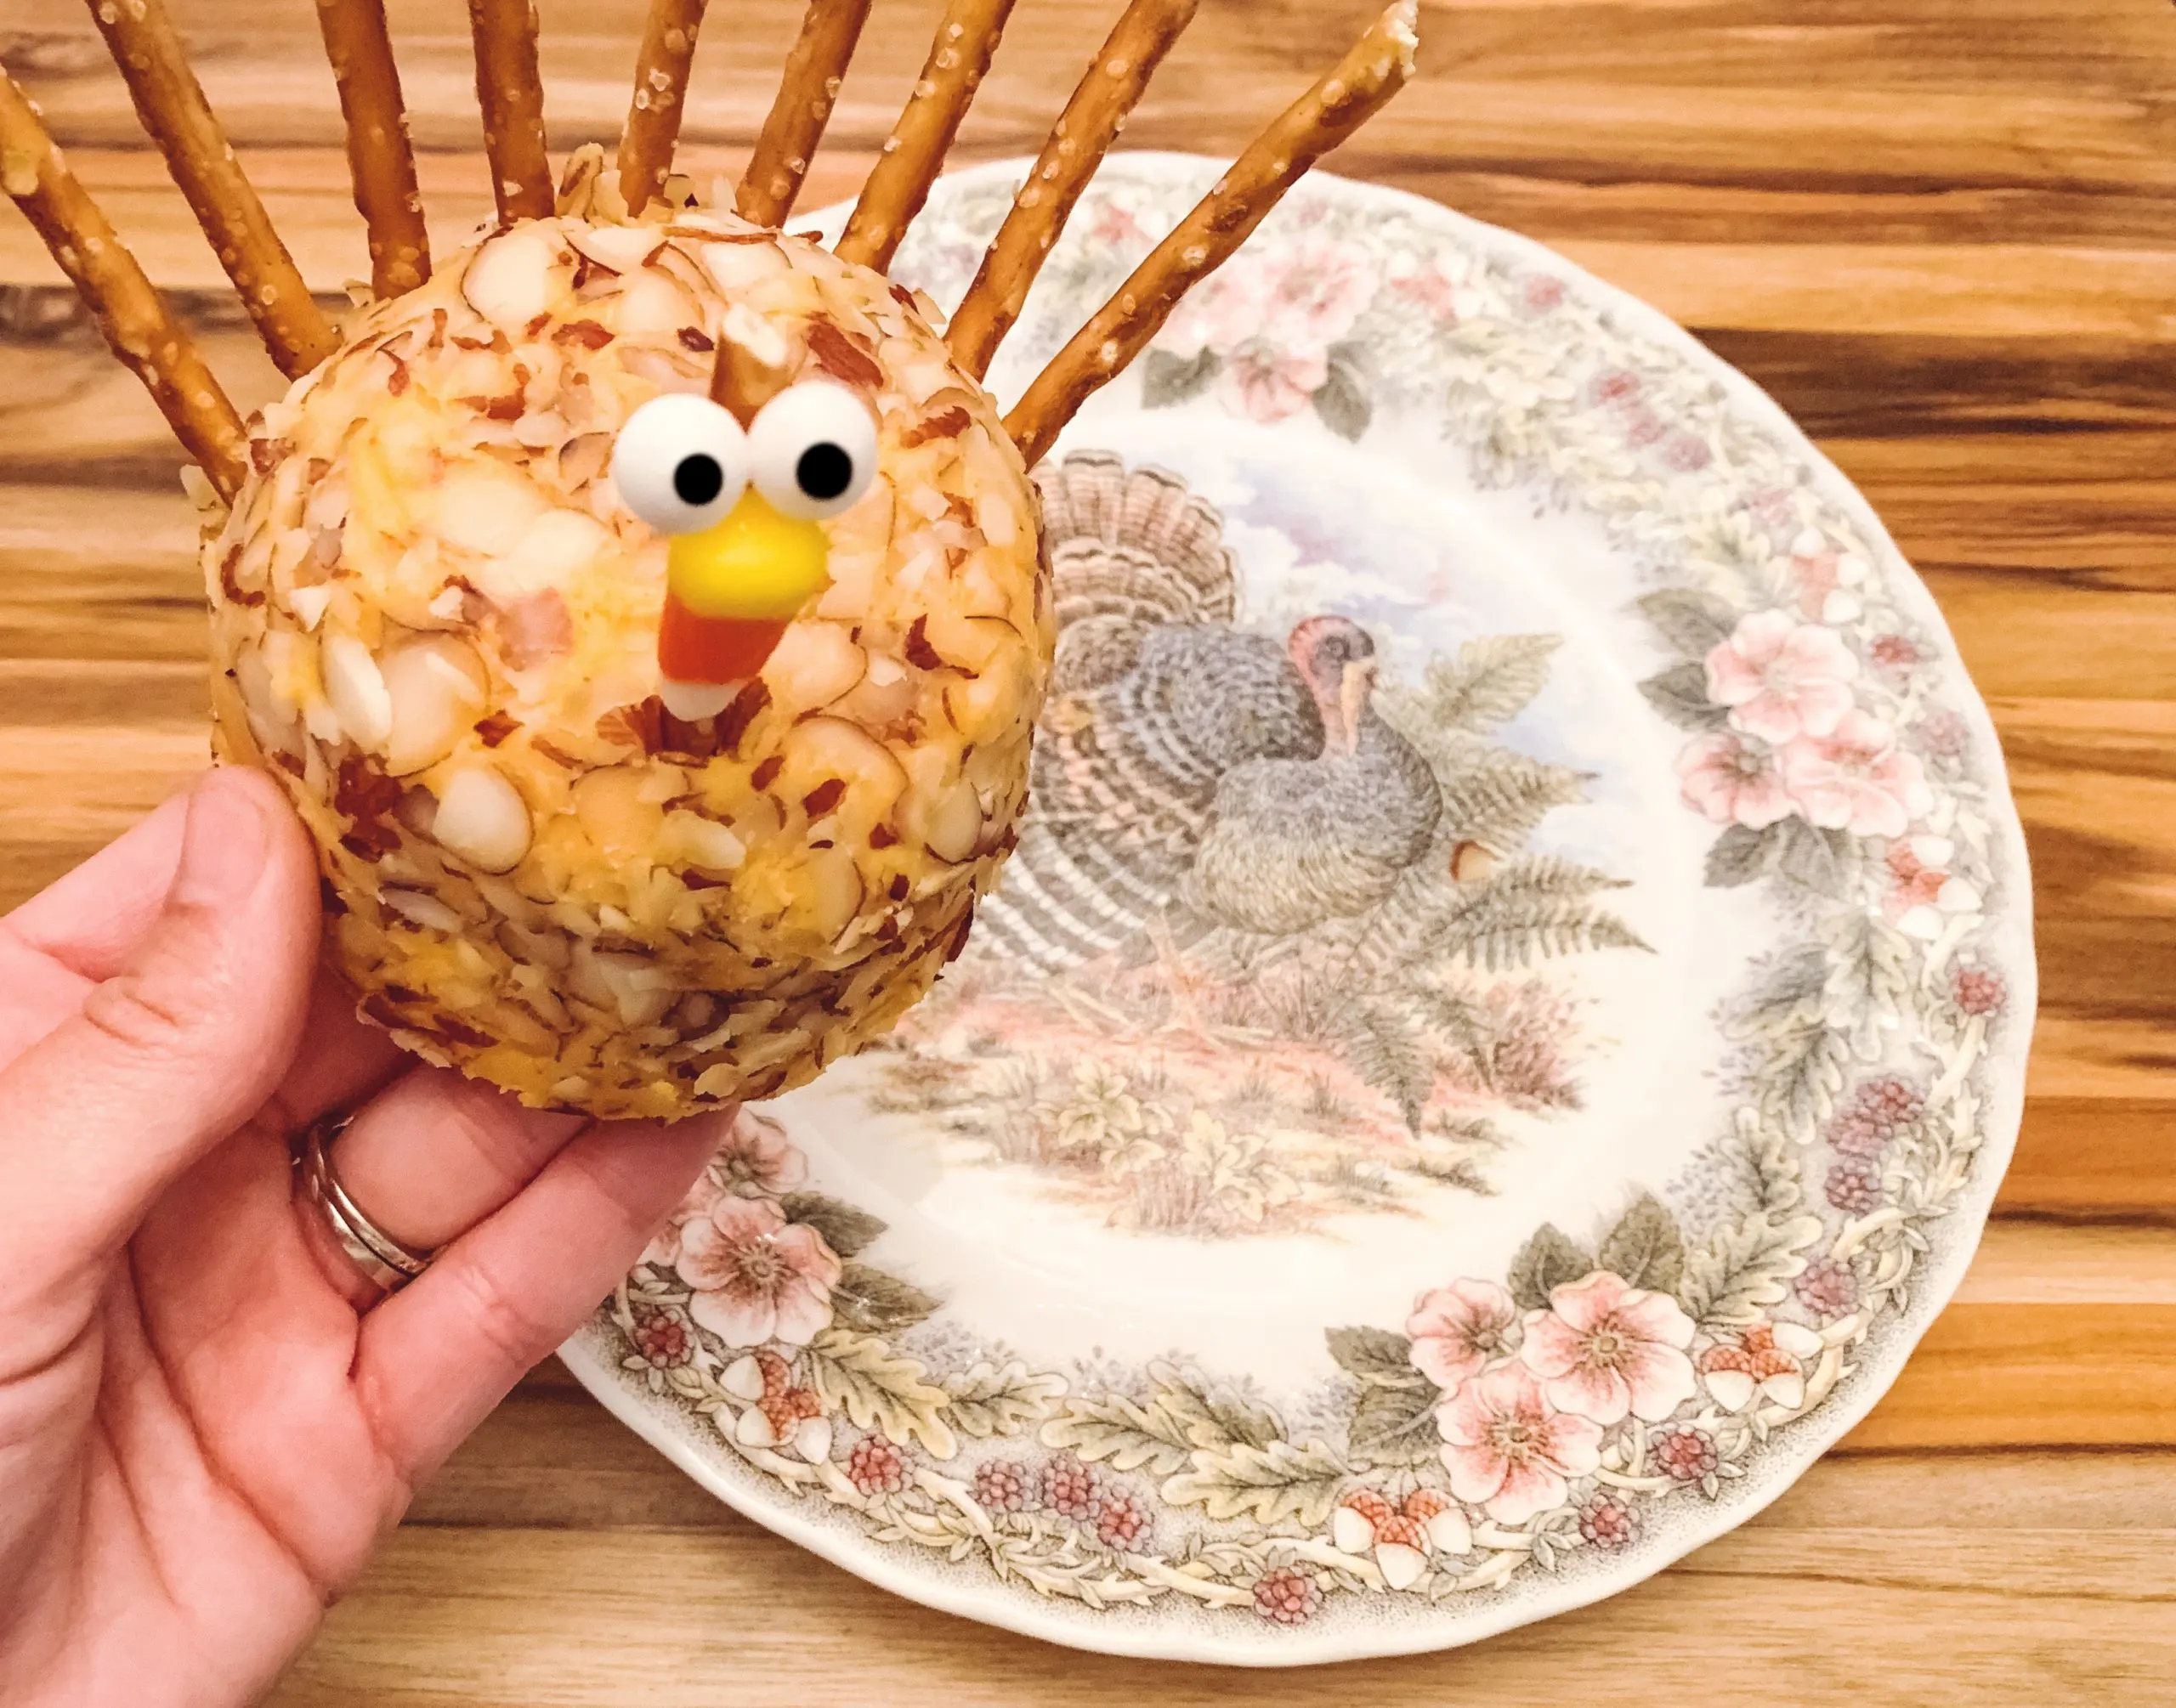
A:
[172, 773, 270, 908]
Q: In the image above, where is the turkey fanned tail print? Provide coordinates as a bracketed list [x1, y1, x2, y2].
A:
[980, 452, 1443, 972]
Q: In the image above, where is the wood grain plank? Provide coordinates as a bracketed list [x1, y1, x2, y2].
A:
[269, 1506, 2176, 1706]
[1998, 1100, 2176, 1223]
[10, 185, 2176, 342]
[7, 1, 2169, 188]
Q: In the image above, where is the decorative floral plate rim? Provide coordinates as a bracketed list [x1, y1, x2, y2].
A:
[558, 152, 2037, 1666]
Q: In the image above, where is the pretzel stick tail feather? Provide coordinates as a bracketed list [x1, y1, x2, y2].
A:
[834, 0, 1021, 273]
[620, 0, 710, 214]
[83, 0, 338, 378]
[1006, 0, 1418, 468]
[947, 0, 1198, 381]
[316, 0, 430, 298]
[1, 74, 248, 501]
[469, 0, 554, 223]
[736, 0, 874, 229]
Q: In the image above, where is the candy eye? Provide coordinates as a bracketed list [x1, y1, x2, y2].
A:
[609, 394, 750, 534]
[748, 382, 879, 521]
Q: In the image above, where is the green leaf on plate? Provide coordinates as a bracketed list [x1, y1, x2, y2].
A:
[1161, 1438, 1348, 1527]
[1596, 1192, 1686, 1294]
[807, 1327, 957, 1458]
[1507, 1223, 1592, 1310]
[1346, 1379, 1444, 1468]
[1776, 817, 1859, 899]
[1705, 821, 1784, 888]
[779, 1191, 886, 1259]
[1326, 1325, 1422, 1382]
[826, 1261, 941, 1336]
[1140, 347, 1220, 408]
[1636, 588, 1737, 659]
[1639, 661, 1730, 731]
[1313, 343, 1373, 439]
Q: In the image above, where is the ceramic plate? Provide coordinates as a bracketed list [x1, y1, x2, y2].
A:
[560, 156, 2034, 1665]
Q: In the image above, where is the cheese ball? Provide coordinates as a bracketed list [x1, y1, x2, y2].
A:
[205, 208, 1052, 1118]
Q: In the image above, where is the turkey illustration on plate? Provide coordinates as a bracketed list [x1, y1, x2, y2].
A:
[994, 453, 1446, 959]
[870, 452, 1650, 1236]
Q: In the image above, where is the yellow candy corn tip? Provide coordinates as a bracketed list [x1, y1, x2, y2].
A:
[666, 489, 830, 620]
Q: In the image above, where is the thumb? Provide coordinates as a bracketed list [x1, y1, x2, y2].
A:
[0, 767, 321, 1281]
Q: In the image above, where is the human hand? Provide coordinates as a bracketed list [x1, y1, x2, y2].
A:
[0, 768, 728, 1706]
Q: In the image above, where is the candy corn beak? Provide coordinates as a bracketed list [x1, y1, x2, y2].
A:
[658, 490, 830, 717]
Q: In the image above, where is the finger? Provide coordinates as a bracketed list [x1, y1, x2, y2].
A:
[0, 790, 195, 1068]
[354, 1110, 728, 1482]
[268, 965, 415, 1130]
[323, 1067, 584, 1253]
[0, 767, 320, 1281]
[1, 784, 192, 981]
[1, 784, 410, 1123]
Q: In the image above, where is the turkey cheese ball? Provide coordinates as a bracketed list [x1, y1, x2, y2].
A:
[206, 207, 1051, 1118]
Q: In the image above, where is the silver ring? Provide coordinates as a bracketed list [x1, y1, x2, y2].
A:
[298, 1111, 436, 1296]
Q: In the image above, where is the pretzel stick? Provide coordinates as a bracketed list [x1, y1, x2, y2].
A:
[947, 0, 1198, 380]
[79, 0, 337, 379]
[619, 0, 711, 214]
[0, 73, 248, 501]
[833, 0, 1020, 272]
[735, 0, 873, 229]
[468, 0, 553, 223]
[314, 0, 430, 297]
[1006, 0, 1418, 468]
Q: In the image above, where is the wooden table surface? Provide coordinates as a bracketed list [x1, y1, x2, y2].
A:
[4, 0, 2173, 1700]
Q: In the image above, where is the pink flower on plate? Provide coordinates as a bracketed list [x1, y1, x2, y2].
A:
[677, 1196, 842, 1349]
[1407, 1278, 1522, 1394]
[1256, 234, 1374, 353]
[1782, 710, 1933, 840]
[1520, 1271, 1697, 1427]
[1674, 729, 1794, 829]
[1222, 340, 1330, 424]
[1436, 1363, 1603, 1525]
[1154, 268, 1265, 362]
[1384, 254, 1460, 320]
[1705, 610, 1861, 744]
[1090, 198, 1146, 249]
[640, 1111, 810, 1268]
[712, 1109, 809, 1199]
[640, 1168, 724, 1270]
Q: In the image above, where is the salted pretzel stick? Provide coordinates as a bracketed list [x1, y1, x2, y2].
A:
[79, 0, 337, 379]
[735, 0, 873, 229]
[947, 0, 1198, 380]
[1006, 0, 1418, 468]
[468, 0, 553, 223]
[0, 74, 248, 501]
[833, 0, 1020, 272]
[314, 0, 431, 297]
[620, 0, 711, 214]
